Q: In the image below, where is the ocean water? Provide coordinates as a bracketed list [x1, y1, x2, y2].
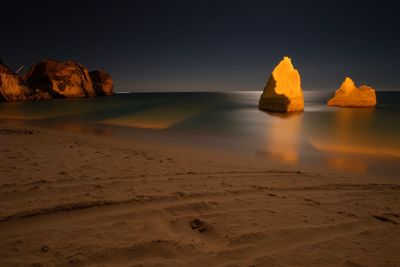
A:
[1, 91, 400, 180]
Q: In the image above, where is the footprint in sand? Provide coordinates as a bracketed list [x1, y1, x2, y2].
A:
[372, 215, 398, 225]
[190, 218, 208, 233]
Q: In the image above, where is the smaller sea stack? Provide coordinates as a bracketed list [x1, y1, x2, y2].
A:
[327, 77, 376, 108]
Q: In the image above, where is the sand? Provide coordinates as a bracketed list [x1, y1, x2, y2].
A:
[0, 124, 399, 267]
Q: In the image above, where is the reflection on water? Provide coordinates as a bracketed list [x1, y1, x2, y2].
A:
[0, 98, 124, 120]
[1, 91, 400, 179]
[102, 101, 216, 130]
[263, 112, 303, 163]
[327, 158, 367, 173]
[308, 107, 400, 158]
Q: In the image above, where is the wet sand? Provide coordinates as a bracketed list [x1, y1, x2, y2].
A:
[0, 124, 399, 267]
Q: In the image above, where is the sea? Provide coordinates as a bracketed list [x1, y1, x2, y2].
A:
[1, 91, 399, 180]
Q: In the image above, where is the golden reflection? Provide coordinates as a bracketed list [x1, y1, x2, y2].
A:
[327, 157, 367, 173]
[334, 108, 374, 143]
[309, 108, 400, 172]
[102, 103, 210, 130]
[310, 140, 400, 158]
[263, 112, 302, 163]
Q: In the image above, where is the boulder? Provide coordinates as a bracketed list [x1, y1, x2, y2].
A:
[33, 88, 53, 100]
[24, 60, 97, 98]
[89, 70, 113, 96]
[0, 63, 34, 101]
[259, 57, 304, 112]
[327, 77, 376, 107]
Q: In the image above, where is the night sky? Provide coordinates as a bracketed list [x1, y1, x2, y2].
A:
[1, 0, 399, 92]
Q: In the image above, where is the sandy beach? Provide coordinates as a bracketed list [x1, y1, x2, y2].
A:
[2, 0, 400, 265]
[0, 123, 399, 267]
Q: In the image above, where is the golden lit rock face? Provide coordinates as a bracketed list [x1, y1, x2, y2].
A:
[327, 77, 376, 108]
[24, 60, 97, 98]
[259, 57, 304, 112]
[0, 63, 33, 102]
[1, 59, 113, 102]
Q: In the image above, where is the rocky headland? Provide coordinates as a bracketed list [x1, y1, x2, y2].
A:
[0, 59, 113, 102]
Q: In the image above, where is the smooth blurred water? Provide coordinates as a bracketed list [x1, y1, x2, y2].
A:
[1, 91, 399, 179]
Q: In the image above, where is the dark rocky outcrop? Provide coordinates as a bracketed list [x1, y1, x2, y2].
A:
[24, 60, 97, 98]
[89, 70, 113, 96]
[0, 62, 34, 102]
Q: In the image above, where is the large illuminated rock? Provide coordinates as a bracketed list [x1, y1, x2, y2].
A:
[259, 57, 304, 112]
[24, 60, 97, 98]
[90, 70, 114, 96]
[327, 77, 376, 108]
[1, 59, 113, 101]
[0, 63, 33, 101]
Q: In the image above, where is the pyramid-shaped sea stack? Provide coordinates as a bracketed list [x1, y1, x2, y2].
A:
[259, 57, 304, 112]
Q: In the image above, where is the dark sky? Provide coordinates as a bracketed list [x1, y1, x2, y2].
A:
[1, 0, 399, 91]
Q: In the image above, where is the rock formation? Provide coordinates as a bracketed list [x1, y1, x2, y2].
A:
[259, 57, 304, 112]
[24, 60, 97, 98]
[327, 77, 376, 107]
[90, 70, 114, 96]
[0, 62, 34, 101]
[0, 59, 113, 102]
